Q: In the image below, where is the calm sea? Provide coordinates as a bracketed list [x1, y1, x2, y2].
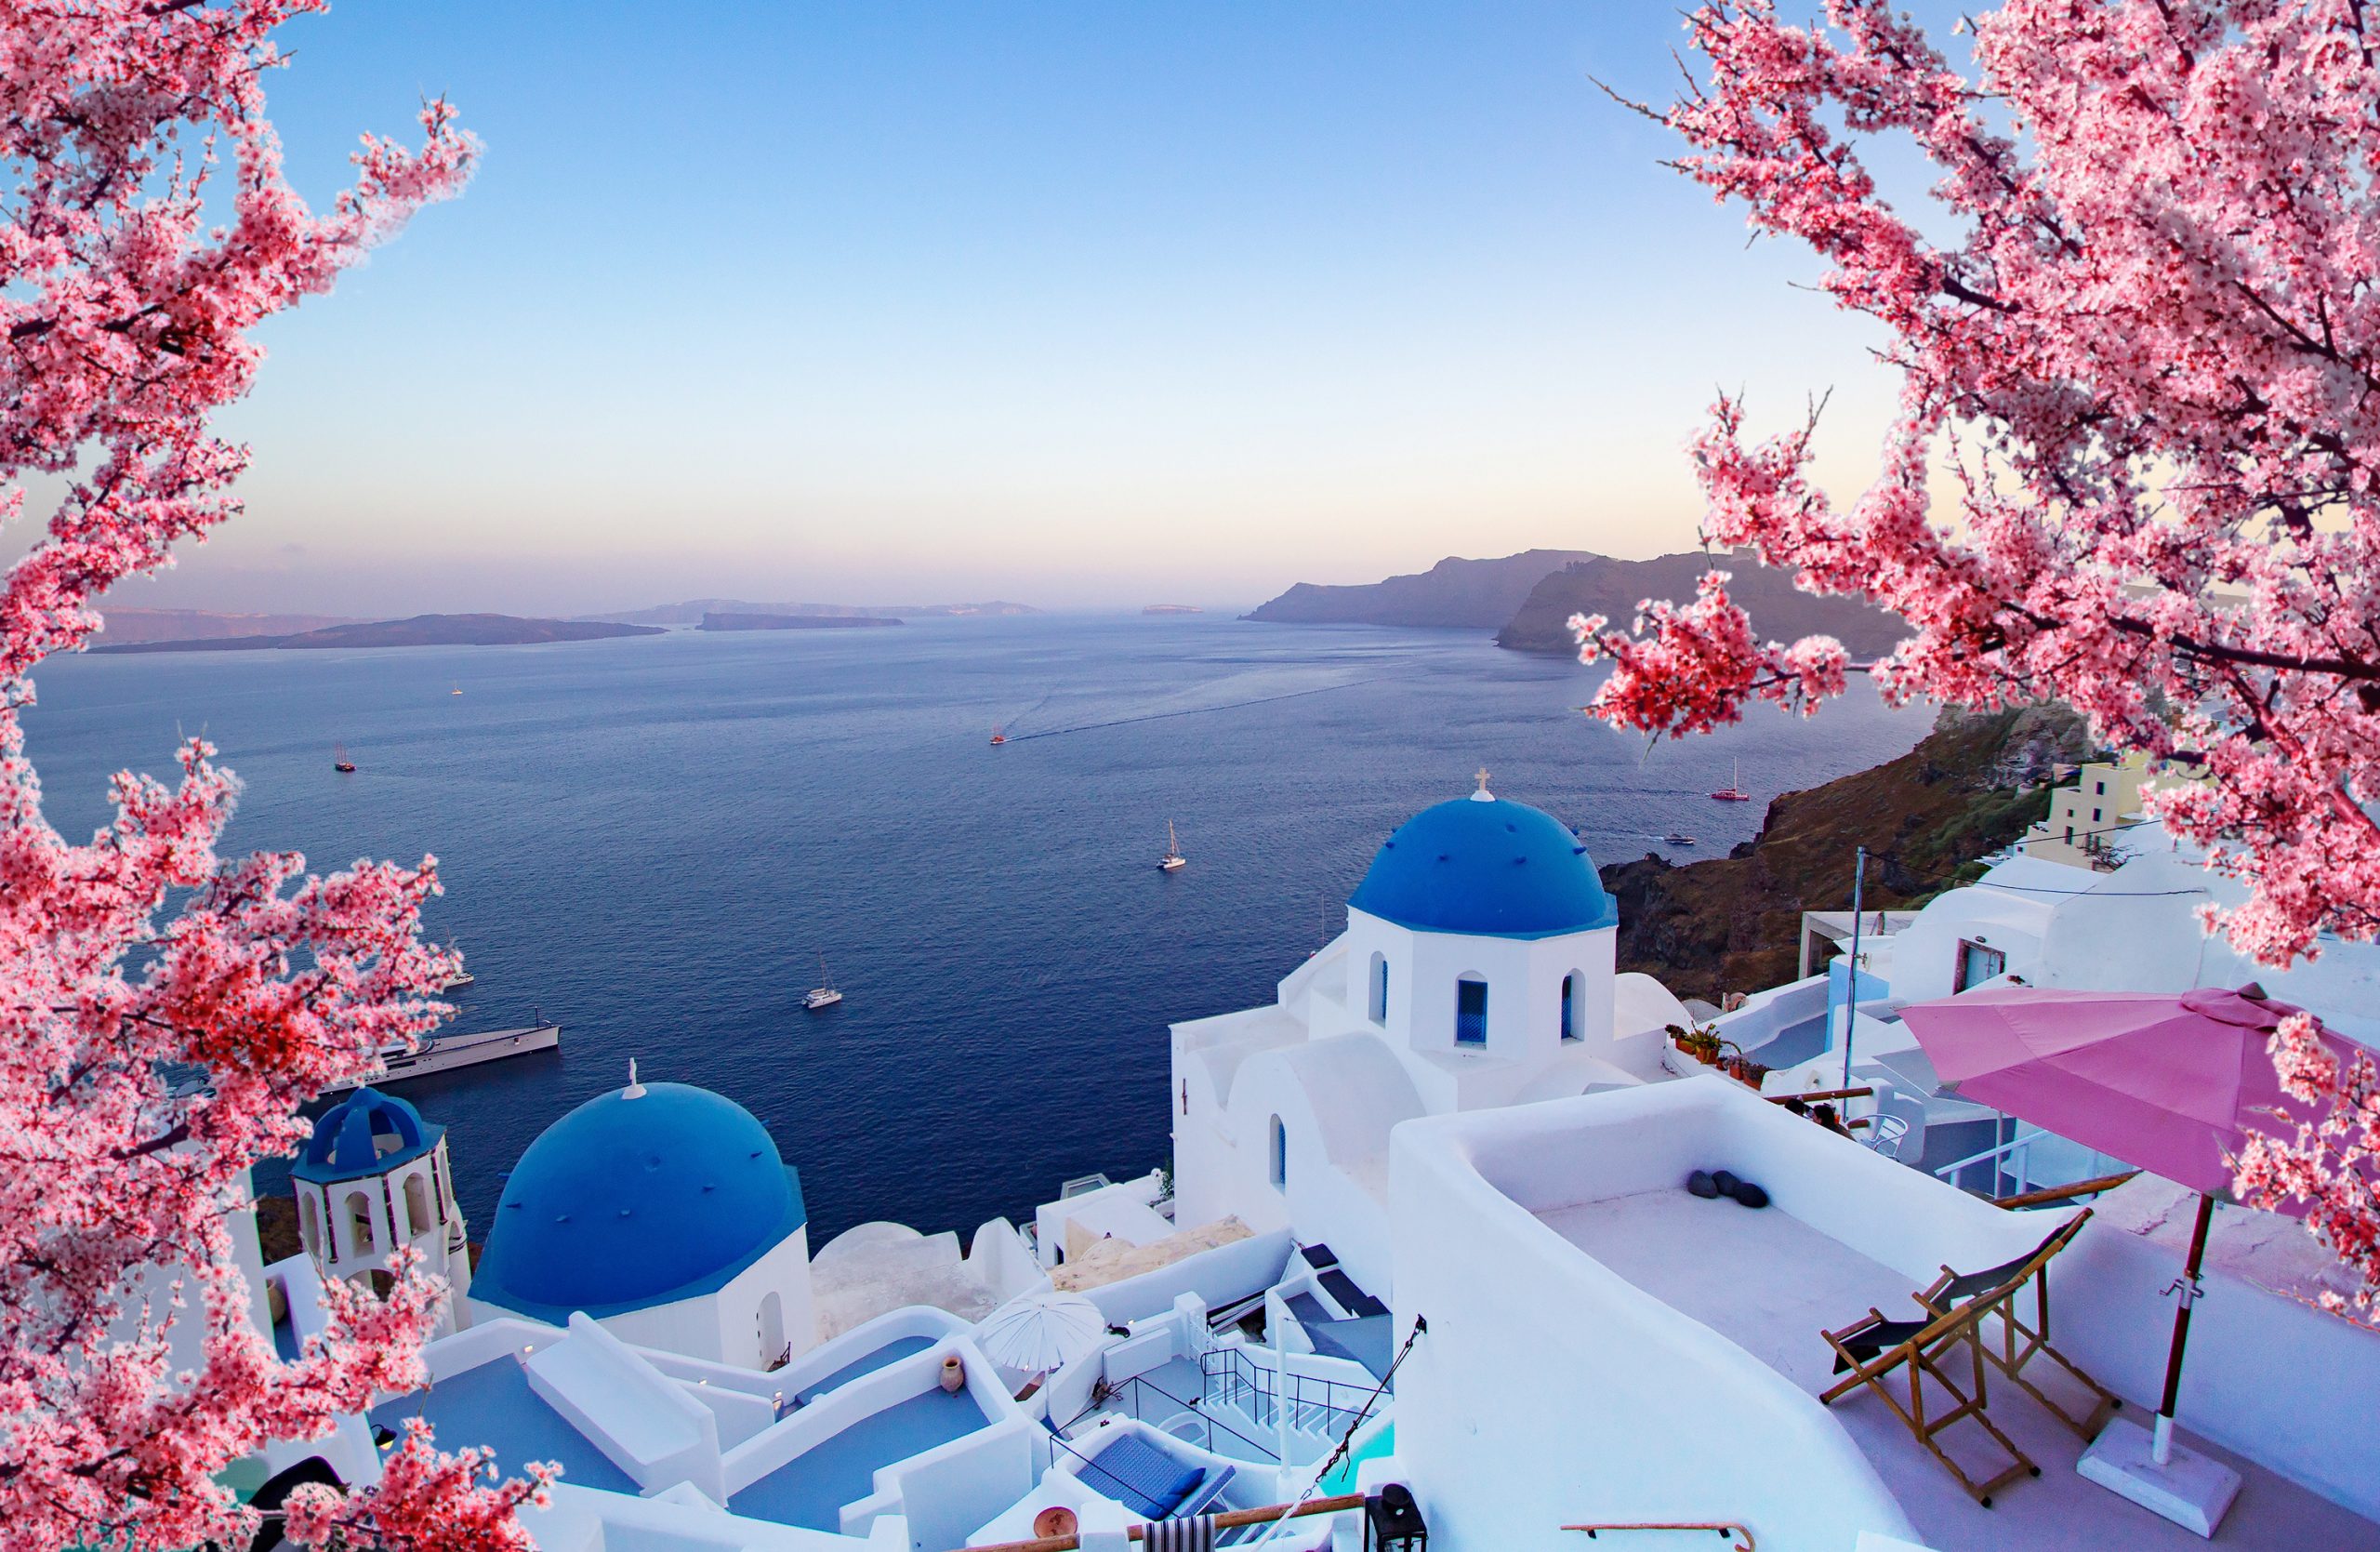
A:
[28, 616, 1930, 1242]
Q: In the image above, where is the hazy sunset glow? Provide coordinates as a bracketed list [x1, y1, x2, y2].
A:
[82, 4, 1929, 617]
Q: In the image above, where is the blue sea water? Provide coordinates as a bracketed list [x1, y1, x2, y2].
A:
[25, 616, 1931, 1242]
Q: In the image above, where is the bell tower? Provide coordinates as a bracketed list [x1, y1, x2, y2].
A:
[290, 1087, 472, 1336]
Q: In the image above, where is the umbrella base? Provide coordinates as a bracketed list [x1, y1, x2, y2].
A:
[2079, 1417, 2241, 1538]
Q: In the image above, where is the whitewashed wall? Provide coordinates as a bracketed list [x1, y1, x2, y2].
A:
[1390, 1081, 1928, 1552]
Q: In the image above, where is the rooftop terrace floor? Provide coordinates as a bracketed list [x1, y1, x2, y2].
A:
[369, 1360, 638, 1496]
[793, 1333, 936, 1406]
[1542, 1190, 2380, 1551]
[727, 1386, 989, 1532]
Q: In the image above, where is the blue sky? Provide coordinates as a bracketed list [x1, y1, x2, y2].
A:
[94, 3, 1922, 616]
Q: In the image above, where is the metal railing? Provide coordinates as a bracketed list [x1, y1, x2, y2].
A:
[1086, 1369, 1283, 1463]
[1936, 1123, 2050, 1197]
[1199, 1346, 1375, 1443]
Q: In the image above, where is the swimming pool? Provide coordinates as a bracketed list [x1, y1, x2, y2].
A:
[1317, 1418, 1394, 1497]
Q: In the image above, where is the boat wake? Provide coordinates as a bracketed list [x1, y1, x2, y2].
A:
[1003, 676, 1382, 742]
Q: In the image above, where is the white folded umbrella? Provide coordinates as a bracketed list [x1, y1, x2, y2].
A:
[972, 1289, 1108, 1374]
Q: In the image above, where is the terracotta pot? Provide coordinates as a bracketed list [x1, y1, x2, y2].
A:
[1034, 1506, 1078, 1539]
[940, 1355, 966, 1395]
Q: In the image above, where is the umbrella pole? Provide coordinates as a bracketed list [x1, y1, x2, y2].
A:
[2152, 1192, 2216, 1467]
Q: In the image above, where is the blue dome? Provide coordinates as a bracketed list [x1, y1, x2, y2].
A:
[472, 1081, 806, 1321]
[1349, 791, 1618, 938]
[294, 1087, 442, 1184]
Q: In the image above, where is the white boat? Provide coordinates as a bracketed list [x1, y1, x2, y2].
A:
[440, 970, 475, 991]
[354, 1021, 561, 1087]
[1710, 758, 1752, 803]
[804, 952, 842, 1011]
[1158, 819, 1186, 871]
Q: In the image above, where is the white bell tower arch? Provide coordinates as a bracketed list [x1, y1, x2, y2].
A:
[290, 1086, 472, 1336]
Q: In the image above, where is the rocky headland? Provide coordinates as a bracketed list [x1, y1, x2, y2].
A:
[1598, 704, 2091, 1002]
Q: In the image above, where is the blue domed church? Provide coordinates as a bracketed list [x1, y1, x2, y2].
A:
[468, 1068, 818, 1368]
[1167, 777, 1693, 1297]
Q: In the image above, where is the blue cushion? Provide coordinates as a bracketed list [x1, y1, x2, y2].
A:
[1082, 1434, 1203, 1519]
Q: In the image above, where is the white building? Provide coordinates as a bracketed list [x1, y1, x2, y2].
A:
[290, 1086, 473, 1337]
[1170, 780, 1687, 1297]
[468, 1068, 820, 1368]
[2021, 751, 2153, 869]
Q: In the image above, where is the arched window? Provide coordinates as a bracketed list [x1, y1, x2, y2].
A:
[1368, 952, 1389, 1024]
[403, 1174, 432, 1240]
[343, 1190, 375, 1259]
[1268, 1115, 1288, 1188]
[298, 1192, 321, 1257]
[758, 1292, 787, 1368]
[1455, 976, 1488, 1046]
[1561, 974, 1582, 1042]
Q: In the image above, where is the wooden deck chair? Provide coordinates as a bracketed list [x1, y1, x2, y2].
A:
[1820, 1295, 2038, 1506]
[1914, 1209, 2119, 1440]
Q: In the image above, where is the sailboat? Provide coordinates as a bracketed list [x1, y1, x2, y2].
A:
[803, 952, 842, 1011]
[333, 744, 357, 774]
[450, 683, 463, 696]
[989, 726, 1006, 746]
[1158, 820, 1186, 872]
[1710, 759, 1752, 803]
[439, 938, 474, 990]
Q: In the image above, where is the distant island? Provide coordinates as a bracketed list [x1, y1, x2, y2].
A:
[584, 598, 1039, 627]
[94, 614, 663, 654]
[1142, 604, 1203, 616]
[697, 613, 903, 631]
[1245, 547, 1907, 658]
[98, 607, 361, 644]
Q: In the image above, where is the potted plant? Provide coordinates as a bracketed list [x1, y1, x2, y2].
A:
[1665, 1022, 1726, 1065]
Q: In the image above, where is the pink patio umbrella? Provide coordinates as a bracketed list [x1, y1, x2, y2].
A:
[1899, 982, 2360, 1532]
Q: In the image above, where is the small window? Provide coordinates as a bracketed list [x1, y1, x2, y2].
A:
[1560, 973, 1582, 1042]
[1268, 1115, 1288, 1187]
[2092, 807, 2102, 822]
[1180, 1079, 1188, 1117]
[2095, 779, 2106, 795]
[1368, 952, 1389, 1024]
[1456, 978, 1488, 1046]
[2065, 825, 2074, 844]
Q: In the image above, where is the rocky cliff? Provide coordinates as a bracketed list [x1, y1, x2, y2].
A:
[1244, 550, 1600, 628]
[1497, 551, 1909, 657]
[1598, 704, 2089, 1001]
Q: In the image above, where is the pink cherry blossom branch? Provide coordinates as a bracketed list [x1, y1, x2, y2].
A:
[0, 2, 497, 1548]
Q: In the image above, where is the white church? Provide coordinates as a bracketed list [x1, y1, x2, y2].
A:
[467, 1066, 821, 1367]
[1169, 776, 1692, 1297]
